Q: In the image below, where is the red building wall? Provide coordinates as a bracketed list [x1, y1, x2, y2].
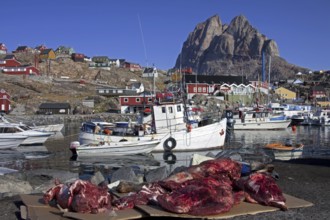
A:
[2, 66, 40, 75]
[0, 89, 10, 113]
[0, 59, 21, 67]
[186, 83, 209, 95]
[120, 96, 154, 106]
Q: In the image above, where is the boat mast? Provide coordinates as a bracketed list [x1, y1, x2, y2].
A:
[268, 55, 272, 105]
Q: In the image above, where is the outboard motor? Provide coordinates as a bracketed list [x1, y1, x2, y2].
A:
[69, 141, 80, 156]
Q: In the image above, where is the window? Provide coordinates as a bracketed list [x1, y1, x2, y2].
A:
[203, 87, 206, 92]
[168, 107, 173, 113]
[124, 98, 128, 102]
[162, 107, 166, 113]
[148, 98, 152, 102]
[136, 98, 141, 103]
[177, 105, 181, 112]
[198, 87, 202, 92]
[193, 87, 197, 92]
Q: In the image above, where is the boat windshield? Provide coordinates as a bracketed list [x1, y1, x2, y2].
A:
[0, 126, 21, 133]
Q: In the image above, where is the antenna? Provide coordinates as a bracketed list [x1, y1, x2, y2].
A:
[137, 14, 148, 67]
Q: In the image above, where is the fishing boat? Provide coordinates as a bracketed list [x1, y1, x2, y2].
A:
[69, 139, 161, 157]
[0, 133, 28, 149]
[78, 101, 227, 152]
[264, 142, 304, 161]
[233, 109, 291, 130]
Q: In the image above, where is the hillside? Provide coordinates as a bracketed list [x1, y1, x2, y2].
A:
[0, 55, 169, 115]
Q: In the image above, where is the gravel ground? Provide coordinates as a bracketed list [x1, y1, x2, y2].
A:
[1, 158, 329, 220]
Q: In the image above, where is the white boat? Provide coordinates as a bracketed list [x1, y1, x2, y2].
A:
[311, 109, 330, 126]
[0, 122, 53, 145]
[0, 133, 28, 149]
[69, 139, 161, 157]
[233, 109, 291, 130]
[78, 102, 227, 152]
[32, 123, 64, 132]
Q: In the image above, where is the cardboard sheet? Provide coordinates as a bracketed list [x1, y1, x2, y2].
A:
[20, 193, 313, 220]
[136, 194, 313, 219]
[20, 194, 146, 220]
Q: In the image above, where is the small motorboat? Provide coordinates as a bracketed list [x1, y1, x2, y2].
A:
[69, 139, 161, 157]
[264, 142, 304, 161]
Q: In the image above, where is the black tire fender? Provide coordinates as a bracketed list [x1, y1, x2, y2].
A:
[163, 137, 177, 151]
[163, 151, 177, 165]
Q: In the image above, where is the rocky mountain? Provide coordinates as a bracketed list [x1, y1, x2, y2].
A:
[174, 14, 308, 81]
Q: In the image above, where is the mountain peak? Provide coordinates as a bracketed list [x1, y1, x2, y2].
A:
[174, 14, 306, 80]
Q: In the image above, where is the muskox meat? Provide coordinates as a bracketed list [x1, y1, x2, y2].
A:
[235, 172, 287, 210]
[43, 179, 113, 214]
[43, 179, 71, 210]
[157, 176, 236, 215]
[164, 158, 242, 183]
[113, 182, 166, 210]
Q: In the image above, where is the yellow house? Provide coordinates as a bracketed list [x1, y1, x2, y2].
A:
[275, 87, 296, 100]
[39, 49, 56, 60]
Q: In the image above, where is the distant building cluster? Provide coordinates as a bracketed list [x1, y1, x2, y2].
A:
[0, 43, 151, 77]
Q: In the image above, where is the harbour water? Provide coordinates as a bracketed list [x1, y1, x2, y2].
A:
[1, 122, 330, 175]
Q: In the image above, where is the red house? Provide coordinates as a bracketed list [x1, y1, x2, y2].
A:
[119, 94, 154, 113]
[71, 53, 85, 62]
[310, 86, 327, 99]
[0, 55, 22, 68]
[122, 62, 142, 72]
[35, 45, 48, 52]
[0, 43, 7, 54]
[2, 65, 40, 75]
[0, 89, 11, 113]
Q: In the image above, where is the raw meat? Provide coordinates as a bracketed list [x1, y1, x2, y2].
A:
[235, 172, 287, 210]
[43, 179, 113, 214]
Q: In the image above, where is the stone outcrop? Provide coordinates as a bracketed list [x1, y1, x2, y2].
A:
[175, 14, 308, 80]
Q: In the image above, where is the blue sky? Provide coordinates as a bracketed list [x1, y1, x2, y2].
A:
[2, 0, 330, 71]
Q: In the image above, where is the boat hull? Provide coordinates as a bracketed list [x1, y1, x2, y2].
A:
[264, 143, 304, 161]
[234, 120, 291, 130]
[79, 118, 227, 152]
[21, 134, 52, 145]
[0, 135, 27, 149]
[73, 140, 160, 157]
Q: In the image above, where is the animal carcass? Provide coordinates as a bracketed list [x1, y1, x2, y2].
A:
[235, 172, 287, 210]
[113, 158, 244, 215]
[43, 179, 113, 214]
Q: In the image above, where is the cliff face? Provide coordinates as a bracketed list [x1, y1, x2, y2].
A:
[175, 14, 307, 81]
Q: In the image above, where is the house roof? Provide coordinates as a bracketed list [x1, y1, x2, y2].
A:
[4, 54, 16, 60]
[312, 86, 325, 91]
[39, 49, 54, 55]
[143, 67, 156, 73]
[16, 46, 28, 51]
[39, 103, 71, 109]
[184, 74, 248, 85]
